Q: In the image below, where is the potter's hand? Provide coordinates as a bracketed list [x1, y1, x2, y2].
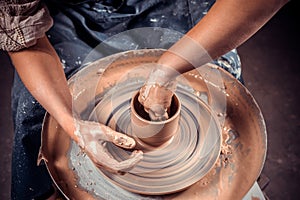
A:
[138, 66, 177, 121]
[74, 119, 143, 174]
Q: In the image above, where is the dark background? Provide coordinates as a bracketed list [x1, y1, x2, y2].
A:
[1, 1, 299, 199]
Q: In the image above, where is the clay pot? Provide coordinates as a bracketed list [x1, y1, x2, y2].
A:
[130, 91, 181, 149]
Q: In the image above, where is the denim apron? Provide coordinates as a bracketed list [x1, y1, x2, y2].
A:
[11, 0, 241, 199]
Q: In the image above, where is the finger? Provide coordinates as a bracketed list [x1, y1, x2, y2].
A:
[76, 120, 136, 149]
[101, 125, 137, 149]
[86, 141, 143, 174]
[113, 150, 143, 173]
[148, 104, 169, 121]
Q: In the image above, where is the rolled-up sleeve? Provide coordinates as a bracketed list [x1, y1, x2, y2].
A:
[0, 0, 53, 51]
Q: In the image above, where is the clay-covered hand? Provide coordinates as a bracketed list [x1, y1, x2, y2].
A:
[138, 66, 177, 121]
[74, 119, 143, 174]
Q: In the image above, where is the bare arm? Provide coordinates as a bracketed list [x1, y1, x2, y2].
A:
[139, 0, 289, 119]
[158, 0, 289, 75]
[9, 36, 77, 140]
[9, 36, 143, 173]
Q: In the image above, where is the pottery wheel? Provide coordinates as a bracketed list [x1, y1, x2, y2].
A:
[40, 49, 267, 200]
[87, 80, 221, 195]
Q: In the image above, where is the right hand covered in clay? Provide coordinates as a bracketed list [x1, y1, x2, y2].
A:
[138, 65, 177, 121]
[74, 119, 143, 174]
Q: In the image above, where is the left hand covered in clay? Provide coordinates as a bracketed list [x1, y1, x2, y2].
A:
[74, 119, 143, 174]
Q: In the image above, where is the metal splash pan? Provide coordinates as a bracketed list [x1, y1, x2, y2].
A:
[40, 49, 267, 199]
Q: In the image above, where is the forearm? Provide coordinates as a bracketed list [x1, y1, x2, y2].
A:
[8, 36, 77, 142]
[158, 0, 289, 76]
[8, 36, 143, 172]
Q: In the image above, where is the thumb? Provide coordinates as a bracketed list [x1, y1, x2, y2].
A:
[101, 125, 136, 149]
